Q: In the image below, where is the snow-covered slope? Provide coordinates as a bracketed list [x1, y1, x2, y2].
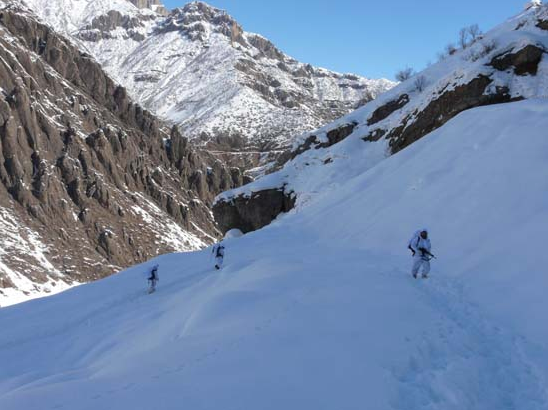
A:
[21, 0, 153, 33]
[214, 2, 548, 223]
[1, 99, 547, 409]
[21, 0, 394, 151]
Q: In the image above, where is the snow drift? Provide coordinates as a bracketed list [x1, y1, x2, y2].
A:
[0, 99, 547, 409]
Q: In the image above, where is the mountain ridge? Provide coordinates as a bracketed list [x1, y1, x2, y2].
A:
[22, 0, 395, 159]
[0, 0, 241, 305]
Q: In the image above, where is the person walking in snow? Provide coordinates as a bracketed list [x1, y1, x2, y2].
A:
[212, 242, 225, 270]
[148, 264, 159, 293]
[408, 229, 435, 279]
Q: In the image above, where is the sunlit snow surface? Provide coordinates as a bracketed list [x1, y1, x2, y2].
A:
[0, 100, 547, 409]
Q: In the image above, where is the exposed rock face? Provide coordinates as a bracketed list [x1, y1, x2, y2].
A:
[0, 4, 237, 302]
[537, 19, 548, 30]
[78, 11, 150, 42]
[382, 45, 546, 153]
[247, 34, 286, 61]
[367, 94, 409, 126]
[490, 44, 545, 75]
[387, 76, 517, 153]
[286, 122, 358, 163]
[213, 189, 295, 234]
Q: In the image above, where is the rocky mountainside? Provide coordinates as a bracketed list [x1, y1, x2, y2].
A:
[0, 1, 241, 305]
[22, 0, 394, 162]
[214, 2, 548, 234]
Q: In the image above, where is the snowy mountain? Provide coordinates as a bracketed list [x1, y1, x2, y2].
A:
[0, 2, 242, 305]
[0, 97, 547, 409]
[21, 0, 395, 156]
[214, 2, 548, 232]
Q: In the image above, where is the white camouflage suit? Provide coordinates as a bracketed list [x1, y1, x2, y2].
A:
[213, 244, 225, 269]
[408, 230, 432, 277]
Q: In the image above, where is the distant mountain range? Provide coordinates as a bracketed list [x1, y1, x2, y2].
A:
[22, 0, 395, 155]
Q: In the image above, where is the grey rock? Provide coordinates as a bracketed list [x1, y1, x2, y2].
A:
[387, 76, 518, 153]
[0, 5, 240, 296]
[367, 94, 409, 126]
[213, 188, 296, 234]
[490, 44, 545, 76]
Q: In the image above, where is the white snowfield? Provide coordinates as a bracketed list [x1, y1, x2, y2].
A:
[0, 99, 547, 409]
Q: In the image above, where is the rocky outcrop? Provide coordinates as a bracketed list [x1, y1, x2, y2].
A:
[363, 46, 545, 152]
[367, 94, 409, 126]
[77, 11, 149, 42]
[157, 1, 246, 47]
[387, 76, 517, 153]
[213, 188, 295, 234]
[537, 19, 548, 30]
[489, 44, 545, 75]
[247, 34, 285, 61]
[288, 122, 358, 162]
[0, 5, 238, 299]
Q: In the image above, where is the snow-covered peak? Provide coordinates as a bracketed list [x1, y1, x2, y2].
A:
[157, 1, 242, 43]
[525, 0, 543, 10]
[18, 0, 394, 158]
[177, 1, 229, 20]
[20, 0, 157, 34]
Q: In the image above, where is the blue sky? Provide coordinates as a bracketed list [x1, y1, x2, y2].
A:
[163, 0, 524, 80]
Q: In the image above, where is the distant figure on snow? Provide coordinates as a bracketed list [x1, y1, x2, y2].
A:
[408, 229, 435, 279]
[148, 264, 159, 293]
[212, 243, 225, 270]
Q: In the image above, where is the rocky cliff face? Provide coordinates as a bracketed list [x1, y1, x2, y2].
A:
[213, 189, 295, 234]
[22, 0, 394, 172]
[0, 2, 238, 304]
[213, 4, 548, 234]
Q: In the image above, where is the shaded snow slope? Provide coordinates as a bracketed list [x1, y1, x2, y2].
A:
[0, 100, 547, 409]
[20, 0, 394, 150]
